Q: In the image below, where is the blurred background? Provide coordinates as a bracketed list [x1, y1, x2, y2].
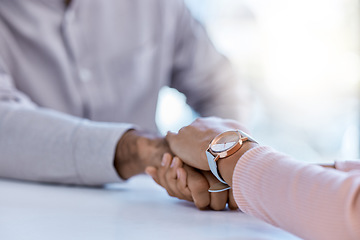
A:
[156, 0, 360, 163]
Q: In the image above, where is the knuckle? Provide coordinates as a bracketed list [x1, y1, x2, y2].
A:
[195, 199, 209, 210]
[164, 170, 172, 181]
[166, 190, 175, 198]
[191, 182, 206, 194]
[194, 117, 201, 123]
[177, 194, 188, 201]
[192, 192, 210, 210]
[177, 182, 186, 193]
[211, 202, 226, 211]
[209, 192, 228, 211]
[178, 126, 186, 134]
[228, 203, 239, 210]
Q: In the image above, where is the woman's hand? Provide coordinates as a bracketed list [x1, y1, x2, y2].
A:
[166, 117, 249, 170]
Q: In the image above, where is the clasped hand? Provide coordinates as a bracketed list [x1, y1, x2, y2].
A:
[146, 117, 251, 210]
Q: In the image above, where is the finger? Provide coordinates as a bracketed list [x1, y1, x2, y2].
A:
[228, 188, 239, 210]
[157, 153, 175, 196]
[145, 166, 160, 186]
[177, 168, 187, 189]
[164, 156, 182, 190]
[184, 165, 210, 209]
[164, 156, 189, 200]
[176, 168, 193, 201]
[202, 171, 228, 211]
[166, 156, 183, 180]
[157, 154, 189, 200]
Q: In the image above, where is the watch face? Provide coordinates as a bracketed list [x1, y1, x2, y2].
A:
[211, 131, 241, 153]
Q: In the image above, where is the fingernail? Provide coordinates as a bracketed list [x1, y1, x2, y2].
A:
[170, 157, 178, 168]
[161, 154, 168, 166]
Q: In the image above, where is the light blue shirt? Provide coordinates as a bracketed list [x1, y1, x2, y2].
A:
[0, 0, 248, 185]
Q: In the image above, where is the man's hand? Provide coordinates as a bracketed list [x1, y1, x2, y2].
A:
[146, 153, 238, 210]
[114, 129, 170, 179]
[166, 117, 249, 170]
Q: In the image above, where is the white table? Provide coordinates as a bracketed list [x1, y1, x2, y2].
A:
[0, 175, 300, 240]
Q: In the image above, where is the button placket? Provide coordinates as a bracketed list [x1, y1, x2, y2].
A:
[61, 4, 93, 118]
[65, 11, 75, 24]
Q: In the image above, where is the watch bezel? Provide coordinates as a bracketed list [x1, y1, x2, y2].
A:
[208, 130, 243, 159]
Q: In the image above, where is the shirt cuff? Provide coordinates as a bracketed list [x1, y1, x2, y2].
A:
[72, 120, 135, 185]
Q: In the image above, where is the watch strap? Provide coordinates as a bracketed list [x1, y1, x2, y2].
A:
[205, 130, 257, 193]
[206, 151, 227, 184]
[208, 182, 231, 193]
[240, 130, 257, 144]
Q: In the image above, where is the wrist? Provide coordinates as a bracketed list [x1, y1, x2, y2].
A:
[114, 129, 170, 179]
[217, 142, 258, 187]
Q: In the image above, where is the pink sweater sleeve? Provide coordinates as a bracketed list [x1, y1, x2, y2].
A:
[232, 146, 360, 240]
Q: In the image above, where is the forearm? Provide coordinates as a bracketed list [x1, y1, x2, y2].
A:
[217, 142, 258, 186]
[0, 103, 131, 185]
[231, 146, 360, 240]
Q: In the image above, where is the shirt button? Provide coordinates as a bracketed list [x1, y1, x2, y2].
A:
[79, 68, 92, 82]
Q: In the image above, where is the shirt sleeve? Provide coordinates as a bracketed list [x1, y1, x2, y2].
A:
[0, 58, 133, 185]
[335, 160, 360, 172]
[169, 0, 251, 122]
[232, 146, 360, 240]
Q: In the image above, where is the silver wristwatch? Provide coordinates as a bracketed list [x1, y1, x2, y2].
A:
[206, 130, 257, 192]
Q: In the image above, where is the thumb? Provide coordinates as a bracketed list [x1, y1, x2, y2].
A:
[165, 131, 177, 149]
[165, 131, 176, 142]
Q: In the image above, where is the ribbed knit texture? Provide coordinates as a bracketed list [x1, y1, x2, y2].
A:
[232, 146, 360, 240]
